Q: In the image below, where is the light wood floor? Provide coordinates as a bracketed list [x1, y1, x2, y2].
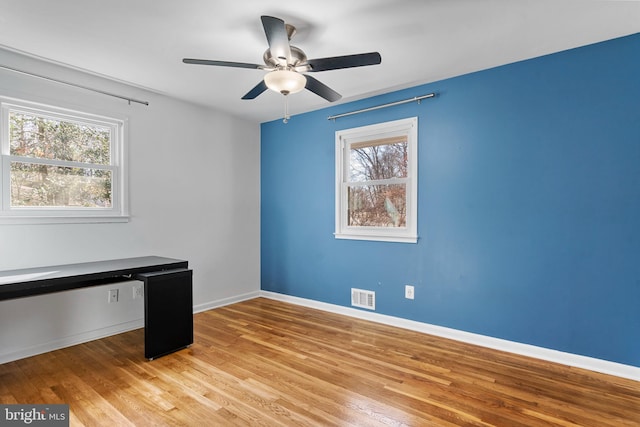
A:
[1, 297, 638, 426]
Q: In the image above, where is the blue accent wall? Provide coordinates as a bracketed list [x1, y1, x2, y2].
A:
[261, 33, 640, 367]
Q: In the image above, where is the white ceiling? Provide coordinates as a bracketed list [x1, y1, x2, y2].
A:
[0, 0, 639, 123]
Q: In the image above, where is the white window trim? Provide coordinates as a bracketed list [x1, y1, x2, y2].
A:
[0, 96, 129, 224]
[335, 117, 418, 243]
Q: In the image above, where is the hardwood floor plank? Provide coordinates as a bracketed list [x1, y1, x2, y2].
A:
[1, 297, 639, 426]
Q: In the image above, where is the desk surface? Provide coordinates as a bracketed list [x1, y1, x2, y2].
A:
[0, 256, 188, 301]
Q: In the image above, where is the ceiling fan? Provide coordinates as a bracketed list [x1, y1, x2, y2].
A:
[183, 15, 382, 103]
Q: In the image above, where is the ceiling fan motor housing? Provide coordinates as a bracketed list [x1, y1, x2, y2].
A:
[263, 46, 308, 69]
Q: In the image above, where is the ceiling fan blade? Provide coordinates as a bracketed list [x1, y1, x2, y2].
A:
[305, 52, 382, 72]
[183, 58, 264, 69]
[241, 80, 268, 100]
[304, 75, 341, 102]
[261, 16, 292, 65]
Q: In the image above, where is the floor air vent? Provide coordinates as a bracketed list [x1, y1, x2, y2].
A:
[351, 288, 375, 310]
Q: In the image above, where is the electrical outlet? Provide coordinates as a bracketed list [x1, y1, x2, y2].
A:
[108, 289, 119, 303]
[133, 284, 144, 300]
[405, 285, 415, 300]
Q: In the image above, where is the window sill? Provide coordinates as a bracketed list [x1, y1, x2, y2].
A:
[334, 232, 418, 244]
[0, 215, 129, 225]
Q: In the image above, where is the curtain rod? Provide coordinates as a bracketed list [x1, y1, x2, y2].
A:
[327, 93, 435, 121]
[0, 64, 149, 106]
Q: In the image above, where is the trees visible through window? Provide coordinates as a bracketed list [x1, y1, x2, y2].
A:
[335, 117, 418, 243]
[348, 136, 408, 227]
[1, 98, 127, 223]
[9, 111, 112, 208]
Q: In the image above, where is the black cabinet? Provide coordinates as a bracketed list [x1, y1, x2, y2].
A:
[136, 269, 194, 360]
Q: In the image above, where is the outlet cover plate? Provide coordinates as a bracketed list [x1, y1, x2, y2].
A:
[108, 289, 119, 303]
[405, 285, 415, 300]
[133, 284, 144, 299]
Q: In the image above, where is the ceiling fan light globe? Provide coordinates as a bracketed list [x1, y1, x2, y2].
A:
[264, 70, 306, 95]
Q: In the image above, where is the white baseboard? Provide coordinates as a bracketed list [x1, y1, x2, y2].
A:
[193, 291, 261, 314]
[0, 319, 144, 365]
[260, 291, 640, 382]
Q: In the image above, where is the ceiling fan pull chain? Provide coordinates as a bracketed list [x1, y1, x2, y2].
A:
[283, 95, 290, 124]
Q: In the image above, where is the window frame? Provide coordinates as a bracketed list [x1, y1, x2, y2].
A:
[0, 96, 128, 224]
[335, 117, 418, 243]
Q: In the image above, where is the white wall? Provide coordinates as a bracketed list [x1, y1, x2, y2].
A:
[0, 48, 260, 363]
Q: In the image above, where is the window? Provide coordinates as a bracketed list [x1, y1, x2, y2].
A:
[0, 97, 127, 223]
[335, 117, 418, 243]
